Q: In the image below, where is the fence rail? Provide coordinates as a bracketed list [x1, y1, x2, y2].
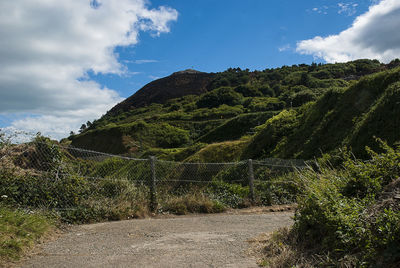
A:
[0, 141, 306, 219]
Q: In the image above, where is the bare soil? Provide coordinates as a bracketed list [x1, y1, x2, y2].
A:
[20, 209, 293, 268]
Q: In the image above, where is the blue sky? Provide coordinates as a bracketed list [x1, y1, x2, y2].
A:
[90, 0, 373, 98]
[1, 0, 399, 139]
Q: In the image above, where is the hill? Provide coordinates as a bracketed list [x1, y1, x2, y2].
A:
[107, 69, 214, 116]
[67, 59, 400, 161]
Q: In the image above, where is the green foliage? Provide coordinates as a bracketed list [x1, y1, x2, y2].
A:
[243, 97, 285, 112]
[69, 59, 396, 162]
[141, 143, 207, 161]
[208, 67, 250, 90]
[0, 172, 90, 209]
[196, 87, 243, 108]
[242, 109, 299, 159]
[31, 135, 63, 171]
[348, 81, 400, 157]
[292, 142, 400, 266]
[207, 180, 250, 208]
[342, 139, 400, 198]
[234, 85, 262, 97]
[243, 67, 400, 161]
[254, 170, 299, 205]
[186, 140, 248, 163]
[0, 206, 53, 264]
[161, 191, 225, 215]
[72, 121, 190, 154]
[290, 89, 317, 107]
[198, 112, 277, 143]
[259, 85, 275, 96]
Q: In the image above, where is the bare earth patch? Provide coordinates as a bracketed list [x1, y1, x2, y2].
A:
[20, 209, 293, 268]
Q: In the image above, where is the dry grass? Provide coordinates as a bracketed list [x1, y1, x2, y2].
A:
[248, 227, 342, 268]
[160, 192, 226, 215]
[249, 228, 307, 268]
[249, 227, 369, 268]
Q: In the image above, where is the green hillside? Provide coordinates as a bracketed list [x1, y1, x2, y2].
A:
[66, 59, 400, 162]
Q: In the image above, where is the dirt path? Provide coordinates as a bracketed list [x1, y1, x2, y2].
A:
[21, 211, 293, 268]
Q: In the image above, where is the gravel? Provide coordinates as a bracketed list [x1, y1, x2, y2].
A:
[21, 211, 293, 268]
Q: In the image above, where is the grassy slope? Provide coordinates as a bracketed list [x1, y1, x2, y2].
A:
[186, 139, 249, 162]
[243, 67, 400, 160]
[0, 206, 54, 265]
[67, 60, 399, 162]
[197, 112, 277, 143]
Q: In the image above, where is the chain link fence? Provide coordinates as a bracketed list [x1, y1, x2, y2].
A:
[0, 140, 306, 222]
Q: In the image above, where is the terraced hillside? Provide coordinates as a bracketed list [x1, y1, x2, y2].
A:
[66, 59, 400, 161]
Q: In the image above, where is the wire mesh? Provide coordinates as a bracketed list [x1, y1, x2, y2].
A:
[0, 141, 150, 213]
[0, 141, 306, 215]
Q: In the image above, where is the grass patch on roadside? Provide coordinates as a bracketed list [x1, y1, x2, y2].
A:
[160, 191, 226, 215]
[0, 205, 55, 265]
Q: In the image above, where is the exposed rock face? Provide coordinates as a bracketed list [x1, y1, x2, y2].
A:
[107, 70, 214, 116]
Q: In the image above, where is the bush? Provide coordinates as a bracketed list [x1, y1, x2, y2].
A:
[0, 140, 150, 223]
[254, 170, 299, 206]
[234, 85, 262, 97]
[161, 191, 225, 215]
[196, 87, 243, 108]
[208, 180, 250, 208]
[290, 141, 400, 266]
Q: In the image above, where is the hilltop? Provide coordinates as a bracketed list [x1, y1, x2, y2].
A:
[67, 59, 400, 161]
[107, 69, 214, 116]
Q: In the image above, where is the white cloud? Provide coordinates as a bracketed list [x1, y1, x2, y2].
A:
[296, 0, 400, 63]
[338, 2, 359, 16]
[278, 44, 291, 52]
[124, 59, 159, 64]
[134, 59, 159, 64]
[308, 5, 329, 15]
[148, 75, 161, 80]
[0, 0, 178, 140]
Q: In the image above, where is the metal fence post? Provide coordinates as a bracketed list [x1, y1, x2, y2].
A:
[248, 159, 255, 205]
[149, 156, 157, 212]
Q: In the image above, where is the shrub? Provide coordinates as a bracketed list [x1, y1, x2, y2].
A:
[196, 87, 243, 108]
[207, 180, 250, 208]
[234, 85, 262, 97]
[290, 141, 400, 266]
[161, 191, 225, 215]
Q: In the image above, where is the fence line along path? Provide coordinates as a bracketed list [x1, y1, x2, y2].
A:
[0, 141, 306, 215]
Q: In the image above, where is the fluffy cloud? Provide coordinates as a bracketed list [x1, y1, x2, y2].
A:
[297, 0, 400, 63]
[0, 0, 177, 139]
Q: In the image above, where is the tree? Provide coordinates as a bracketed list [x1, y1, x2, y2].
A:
[79, 124, 87, 133]
[300, 72, 311, 87]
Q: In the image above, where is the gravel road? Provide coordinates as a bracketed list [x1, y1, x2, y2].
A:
[21, 211, 293, 268]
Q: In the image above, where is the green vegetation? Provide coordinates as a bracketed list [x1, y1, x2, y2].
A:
[160, 191, 225, 215]
[259, 141, 400, 267]
[186, 140, 248, 162]
[67, 59, 399, 164]
[0, 137, 150, 224]
[1, 134, 298, 225]
[2, 59, 400, 266]
[244, 66, 400, 160]
[0, 206, 54, 265]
